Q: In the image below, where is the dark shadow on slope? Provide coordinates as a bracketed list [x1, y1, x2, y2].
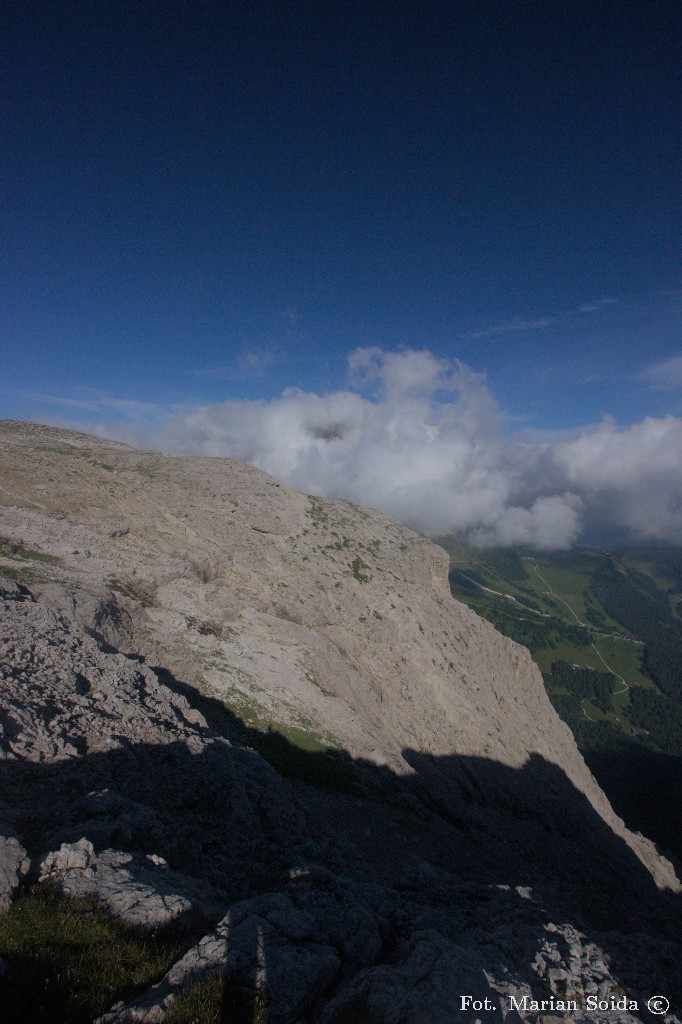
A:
[400, 748, 681, 935]
[143, 663, 682, 939]
[151, 664, 368, 797]
[1, 718, 681, 1023]
[584, 741, 682, 866]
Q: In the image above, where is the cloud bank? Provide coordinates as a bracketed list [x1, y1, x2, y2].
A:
[140, 348, 682, 550]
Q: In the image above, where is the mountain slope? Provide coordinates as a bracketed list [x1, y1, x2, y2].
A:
[0, 420, 680, 1023]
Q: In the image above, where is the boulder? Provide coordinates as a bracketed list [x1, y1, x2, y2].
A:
[38, 841, 222, 931]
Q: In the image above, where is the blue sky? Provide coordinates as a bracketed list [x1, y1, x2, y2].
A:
[2, 2, 681, 545]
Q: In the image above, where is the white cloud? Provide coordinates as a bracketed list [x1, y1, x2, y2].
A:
[237, 348, 275, 373]
[24, 391, 178, 425]
[138, 348, 682, 549]
[468, 297, 619, 339]
[468, 316, 560, 339]
[576, 298, 619, 314]
[639, 355, 682, 391]
[40, 350, 680, 549]
[553, 416, 682, 543]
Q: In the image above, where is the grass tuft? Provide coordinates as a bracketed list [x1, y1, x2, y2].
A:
[351, 557, 370, 583]
[0, 536, 62, 566]
[166, 975, 270, 1024]
[0, 886, 181, 1024]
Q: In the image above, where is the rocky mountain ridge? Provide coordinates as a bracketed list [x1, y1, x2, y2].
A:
[0, 419, 680, 1023]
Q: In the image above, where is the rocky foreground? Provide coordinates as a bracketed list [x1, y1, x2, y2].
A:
[0, 420, 680, 1023]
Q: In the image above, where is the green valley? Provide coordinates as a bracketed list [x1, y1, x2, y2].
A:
[436, 538, 682, 861]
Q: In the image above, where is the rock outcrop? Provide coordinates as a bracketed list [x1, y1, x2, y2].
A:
[0, 420, 680, 1023]
[0, 823, 29, 912]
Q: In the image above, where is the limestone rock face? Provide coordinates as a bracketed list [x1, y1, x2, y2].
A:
[0, 420, 680, 1023]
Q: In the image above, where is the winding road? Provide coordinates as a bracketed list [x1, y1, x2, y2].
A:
[526, 559, 630, 700]
[454, 556, 640, 724]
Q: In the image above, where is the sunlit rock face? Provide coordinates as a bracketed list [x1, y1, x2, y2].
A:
[0, 420, 679, 1024]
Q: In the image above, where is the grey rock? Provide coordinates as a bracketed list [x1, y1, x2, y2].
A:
[39, 842, 222, 930]
[0, 825, 30, 911]
[99, 875, 382, 1022]
[39, 837, 95, 877]
[322, 931, 500, 1024]
[45, 790, 164, 852]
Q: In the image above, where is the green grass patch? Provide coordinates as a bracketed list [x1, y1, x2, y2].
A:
[210, 687, 362, 795]
[611, 685, 630, 717]
[245, 726, 362, 795]
[590, 635, 651, 688]
[165, 974, 270, 1024]
[323, 537, 352, 552]
[351, 556, 370, 583]
[165, 974, 225, 1023]
[0, 886, 181, 1024]
[36, 444, 79, 455]
[580, 700, 615, 723]
[532, 643, 598, 674]
[0, 565, 29, 583]
[531, 637, 648, 688]
[24, 548, 61, 565]
[233, 716, 360, 794]
[523, 562, 590, 622]
[0, 536, 62, 566]
[306, 495, 328, 525]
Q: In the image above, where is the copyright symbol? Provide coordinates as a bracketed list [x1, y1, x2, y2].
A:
[648, 996, 669, 1015]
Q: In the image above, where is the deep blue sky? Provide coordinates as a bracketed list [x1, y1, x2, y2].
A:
[2, 1, 681, 435]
